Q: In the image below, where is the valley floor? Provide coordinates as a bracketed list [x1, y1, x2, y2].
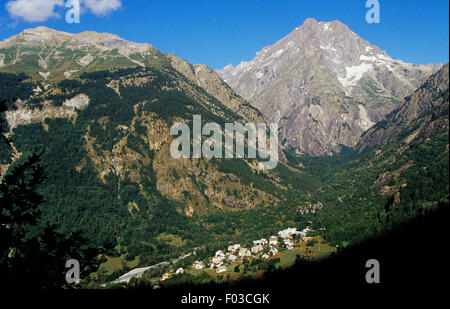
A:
[101, 235, 336, 288]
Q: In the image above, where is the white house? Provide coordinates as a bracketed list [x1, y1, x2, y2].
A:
[216, 265, 227, 274]
[176, 268, 184, 274]
[228, 244, 241, 253]
[284, 239, 294, 249]
[278, 228, 301, 239]
[193, 261, 205, 270]
[269, 236, 279, 246]
[253, 238, 268, 246]
[212, 256, 225, 267]
[238, 247, 252, 258]
[215, 250, 225, 257]
[228, 254, 237, 262]
[269, 248, 278, 256]
[251, 245, 263, 254]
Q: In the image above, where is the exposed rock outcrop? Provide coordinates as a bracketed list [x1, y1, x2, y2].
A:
[357, 63, 449, 152]
[217, 18, 438, 155]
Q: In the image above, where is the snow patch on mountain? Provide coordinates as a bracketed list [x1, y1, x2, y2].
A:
[320, 44, 337, 52]
[338, 63, 373, 88]
[377, 54, 392, 61]
[273, 49, 285, 58]
[360, 55, 377, 62]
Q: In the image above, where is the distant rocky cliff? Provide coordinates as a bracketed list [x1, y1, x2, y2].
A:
[218, 18, 439, 155]
[357, 63, 449, 152]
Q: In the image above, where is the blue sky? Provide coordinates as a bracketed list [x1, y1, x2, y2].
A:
[0, 0, 448, 69]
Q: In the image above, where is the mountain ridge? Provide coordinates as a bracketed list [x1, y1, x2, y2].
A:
[0, 26, 160, 81]
[357, 62, 449, 152]
[0, 27, 300, 222]
[217, 18, 440, 155]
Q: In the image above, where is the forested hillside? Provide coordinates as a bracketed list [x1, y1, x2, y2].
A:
[301, 64, 449, 246]
[0, 66, 316, 274]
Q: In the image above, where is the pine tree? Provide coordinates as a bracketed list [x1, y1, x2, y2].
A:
[0, 153, 105, 288]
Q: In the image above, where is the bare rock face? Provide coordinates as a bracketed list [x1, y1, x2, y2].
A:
[4, 94, 90, 131]
[63, 94, 90, 109]
[168, 53, 267, 124]
[357, 63, 449, 152]
[168, 53, 287, 162]
[0, 27, 73, 48]
[217, 18, 439, 155]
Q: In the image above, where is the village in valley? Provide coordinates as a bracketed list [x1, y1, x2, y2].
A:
[157, 226, 332, 283]
[100, 225, 337, 288]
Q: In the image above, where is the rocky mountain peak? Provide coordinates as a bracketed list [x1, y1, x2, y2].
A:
[0, 27, 157, 80]
[303, 17, 319, 26]
[217, 18, 438, 155]
[1, 26, 73, 48]
[1, 27, 153, 51]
